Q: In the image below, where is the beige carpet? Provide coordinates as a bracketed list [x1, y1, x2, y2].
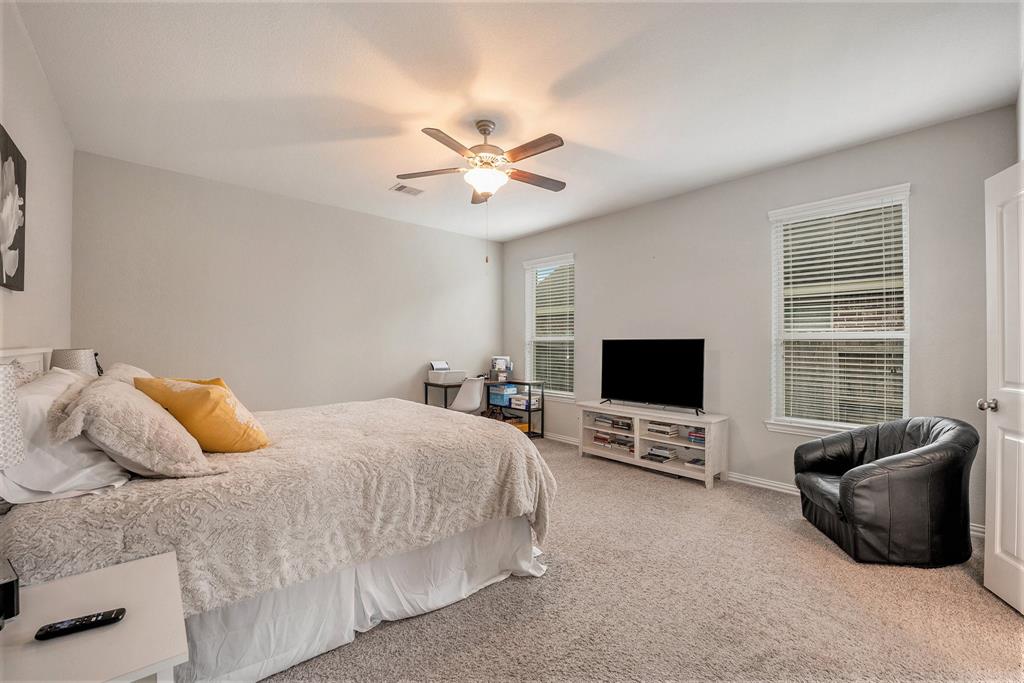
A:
[271, 439, 1023, 682]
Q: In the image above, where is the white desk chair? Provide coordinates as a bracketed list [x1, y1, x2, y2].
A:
[449, 377, 484, 414]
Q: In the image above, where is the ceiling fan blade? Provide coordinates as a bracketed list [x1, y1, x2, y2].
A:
[396, 168, 463, 180]
[471, 190, 488, 204]
[509, 169, 566, 192]
[504, 133, 564, 163]
[422, 128, 475, 158]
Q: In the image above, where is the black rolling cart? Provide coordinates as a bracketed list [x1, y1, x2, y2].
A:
[484, 380, 545, 439]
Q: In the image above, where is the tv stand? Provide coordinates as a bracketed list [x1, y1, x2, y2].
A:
[576, 400, 729, 489]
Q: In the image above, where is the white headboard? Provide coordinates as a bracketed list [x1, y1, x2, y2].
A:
[0, 347, 51, 374]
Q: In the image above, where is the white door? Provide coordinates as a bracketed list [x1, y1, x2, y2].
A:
[982, 163, 1024, 614]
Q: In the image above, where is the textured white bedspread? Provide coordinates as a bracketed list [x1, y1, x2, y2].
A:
[0, 398, 555, 616]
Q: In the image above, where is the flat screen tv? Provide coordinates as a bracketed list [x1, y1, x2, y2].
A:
[601, 339, 704, 410]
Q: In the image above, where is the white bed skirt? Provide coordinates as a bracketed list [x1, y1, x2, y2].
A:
[175, 516, 544, 682]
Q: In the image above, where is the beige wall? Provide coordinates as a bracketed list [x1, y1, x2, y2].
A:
[503, 106, 1016, 524]
[72, 153, 502, 411]
[0, 4, 74, 348]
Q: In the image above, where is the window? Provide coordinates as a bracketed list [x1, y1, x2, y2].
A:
[768, 184, 909, 433]
[525, 253, 575, 397]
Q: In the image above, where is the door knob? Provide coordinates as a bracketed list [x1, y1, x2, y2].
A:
[976, 398, 999, 412]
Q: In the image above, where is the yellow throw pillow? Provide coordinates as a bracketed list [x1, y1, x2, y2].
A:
[133, 377, 270, 453]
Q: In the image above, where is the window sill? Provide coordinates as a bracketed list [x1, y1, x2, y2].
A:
[763, 418, 860, 438]
[544, 392, 575, 404]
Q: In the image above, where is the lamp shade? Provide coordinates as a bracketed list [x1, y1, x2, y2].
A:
[0, 363, 25, 469]
[50, 348, 99, 376]
[464, 167, 509, 197]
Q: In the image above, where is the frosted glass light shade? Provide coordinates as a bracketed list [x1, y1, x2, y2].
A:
[50, 348, 98, 376]
[0, 363, 25, 469]
[464, 167, 509, 196]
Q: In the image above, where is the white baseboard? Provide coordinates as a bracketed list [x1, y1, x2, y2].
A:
[727, 473, 988, 540]
[727, 472, 800, 496]
[542, 433, 579, 446]
[541, 436, 989, 539]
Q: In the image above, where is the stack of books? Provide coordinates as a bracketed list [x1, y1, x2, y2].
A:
[687, 428, 706, 446]
[593, 414, 632, 432]
[611, 417, 633, 432]
[641, 444, 677, 463]
[647, 421, 679, 438]
[510, 394, 541, 410]
[592, 431, 635, 454]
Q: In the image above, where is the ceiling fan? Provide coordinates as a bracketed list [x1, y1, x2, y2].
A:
[397, 120, 566, 204]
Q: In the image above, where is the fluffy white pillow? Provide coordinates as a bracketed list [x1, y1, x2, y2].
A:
[51, 375, 225, 478]
[103, 362, 154, 384]
[9, 358, 41, 387]
[0, 369, 130, 504]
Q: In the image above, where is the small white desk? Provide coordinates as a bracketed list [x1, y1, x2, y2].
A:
[0, 553, 188, 682]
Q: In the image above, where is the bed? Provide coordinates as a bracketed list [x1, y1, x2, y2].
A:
[0, 349, 556, 681]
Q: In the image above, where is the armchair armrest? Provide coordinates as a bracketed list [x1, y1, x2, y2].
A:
[794, 431, 857, 476]
[838, 442, 963, 522]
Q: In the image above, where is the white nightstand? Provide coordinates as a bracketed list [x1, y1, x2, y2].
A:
[0, 552, 188, 682]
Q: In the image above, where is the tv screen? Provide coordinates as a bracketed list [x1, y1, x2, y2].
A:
[601, 339, 704, 409]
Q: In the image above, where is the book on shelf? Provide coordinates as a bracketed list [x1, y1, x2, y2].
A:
[641, 453, 676, 463]
[594, 417, 632, 432]
[592, 431, 634, 453]
[643, 451, 677, 462]
[647, 421, 679, 437]
[640, 438, 679, 463]
[509, 396, 541, 410]
[687, 457, 706, 466]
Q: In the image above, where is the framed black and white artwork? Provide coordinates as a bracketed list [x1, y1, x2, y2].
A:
[0, 122, 26, 292]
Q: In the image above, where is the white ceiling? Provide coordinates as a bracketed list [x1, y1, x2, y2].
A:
[17, 2, 1019, 241]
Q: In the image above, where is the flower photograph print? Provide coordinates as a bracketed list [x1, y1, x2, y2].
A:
[0, 122, 26, 292]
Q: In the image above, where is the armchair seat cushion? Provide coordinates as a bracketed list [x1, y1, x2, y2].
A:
[794, 472, 844, 519]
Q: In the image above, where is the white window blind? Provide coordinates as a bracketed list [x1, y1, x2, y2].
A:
[525, 254, 575, 396]
[769, 185, 909, 428]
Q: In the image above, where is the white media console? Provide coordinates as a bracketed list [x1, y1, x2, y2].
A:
[576, 400, 729, 489]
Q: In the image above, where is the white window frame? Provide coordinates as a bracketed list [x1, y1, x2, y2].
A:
[524, 253, 575, 401]
[764, 184, 911, 437]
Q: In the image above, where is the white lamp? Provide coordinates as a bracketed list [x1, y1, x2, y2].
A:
[50, 348, 99, 376]
[464, 166, 509, 198]
[0, 363, 25, 469]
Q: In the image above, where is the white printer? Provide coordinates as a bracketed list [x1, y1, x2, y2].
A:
[427, 361, 466, 384]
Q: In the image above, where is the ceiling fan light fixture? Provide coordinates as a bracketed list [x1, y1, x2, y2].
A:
[464, 166, 509, 197]
[399, 121, 564, 205]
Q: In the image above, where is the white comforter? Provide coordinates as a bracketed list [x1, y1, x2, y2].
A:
[0, 398, 556, 616]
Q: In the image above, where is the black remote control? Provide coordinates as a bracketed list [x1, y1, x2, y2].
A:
[35, 608, 126, 640]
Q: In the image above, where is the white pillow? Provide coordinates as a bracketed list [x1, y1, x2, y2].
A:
[51, 376, 224, 478]
[0, 369, 130, 504]
[103, 362, 153, 384]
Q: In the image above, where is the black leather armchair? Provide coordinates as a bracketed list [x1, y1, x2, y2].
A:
[794, 417, 979, 567]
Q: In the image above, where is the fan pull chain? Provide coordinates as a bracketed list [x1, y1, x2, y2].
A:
[485, 201, 490, 263]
